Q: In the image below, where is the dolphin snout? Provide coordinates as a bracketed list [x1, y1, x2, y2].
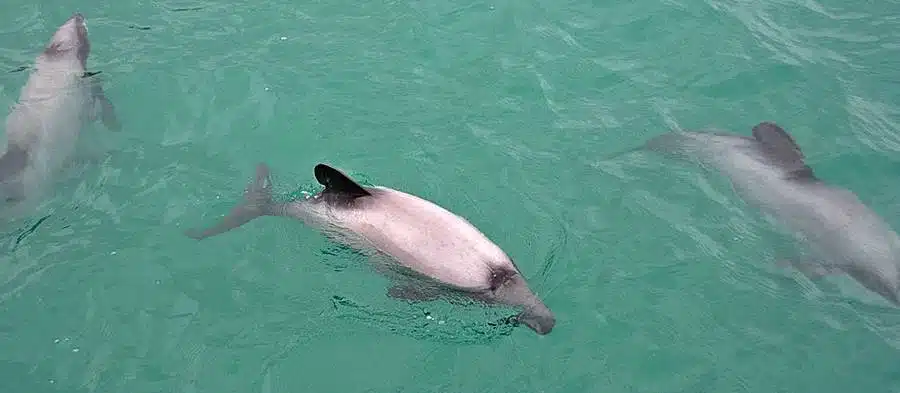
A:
[516, 307, 556, 335]
[44, 12, 91, 58]
[491, 275, 556, 335]
[62, 13, 86, 30]
[71, 13, 87, 32]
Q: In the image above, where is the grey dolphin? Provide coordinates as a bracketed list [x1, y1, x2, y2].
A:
[0, 12, 120, 213]
[185, 163, 556, 335]
[645, 122, 900, 305]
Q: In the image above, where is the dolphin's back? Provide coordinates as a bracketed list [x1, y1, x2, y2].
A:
[5, 55, 90, 171]
[345, 187, 511, 288]
[303, 164, 514, 291]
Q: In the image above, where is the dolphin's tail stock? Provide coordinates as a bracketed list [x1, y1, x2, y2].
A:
[185, 163, 276, 240]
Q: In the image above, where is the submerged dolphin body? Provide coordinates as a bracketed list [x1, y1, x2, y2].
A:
[0, 12, 120, 216]
[645, 122, 900, 305]
[186, 163, 556, 335]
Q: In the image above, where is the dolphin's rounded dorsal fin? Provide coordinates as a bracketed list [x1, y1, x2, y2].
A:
[751, 121, 805, 161]
[314, 163, 372, 199]
[751, 122, 816, 180]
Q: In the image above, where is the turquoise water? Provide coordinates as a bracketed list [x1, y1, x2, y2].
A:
[1, 0, 900, 391]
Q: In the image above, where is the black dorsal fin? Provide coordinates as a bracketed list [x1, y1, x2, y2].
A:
[752, 121, 804, 161]
[314, 163, 372, 199]
[751, 121, 816, 179]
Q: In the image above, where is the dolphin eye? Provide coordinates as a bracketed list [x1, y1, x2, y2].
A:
[488, 267, 516, 291]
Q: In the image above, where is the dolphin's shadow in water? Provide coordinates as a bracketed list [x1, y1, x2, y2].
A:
[319, 243, 364, 272]
[317, 243, 523, 343]
[329, 294, 518, 344]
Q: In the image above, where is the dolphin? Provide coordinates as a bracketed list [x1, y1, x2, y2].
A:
[644, 121, 900, 305]
[185, 162, 556, 335]
[0, 12, 120, 215]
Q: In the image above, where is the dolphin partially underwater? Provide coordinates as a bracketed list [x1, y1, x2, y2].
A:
[644, 121, 900, 306]
[185, 163, 556, 335]
[0, 12, 120, 216]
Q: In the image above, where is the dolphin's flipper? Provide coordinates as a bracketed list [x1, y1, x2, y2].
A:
[387, 284, 441, 302]
[84, 73, 121, 131]
[2, 184, 25, 203]
[0, 144, 28, 180]
[0, 179, 25, 203]
[314, 164, 372, 201]
[91, 84, 121, 131]
[185, 163, 275, 240]
[750, 122, 814, 178]
[0, 144, 28, 203]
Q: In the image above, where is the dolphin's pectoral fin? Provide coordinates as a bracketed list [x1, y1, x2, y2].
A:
[1, 181, 25, 204]
[89, 80, 121, 132]
[314, 163, 371, 201]
[750, 122, 815, 178]
[387, 284, 441, 302]
[777, 259, 842, 279]
[0, 144, 29, 179]
[0, 144, 28, 203]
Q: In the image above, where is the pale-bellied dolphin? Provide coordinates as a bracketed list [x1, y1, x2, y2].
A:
[644, 121, 900, 305]
[185, 163, 556, 335]
[0, 12, 120, 215]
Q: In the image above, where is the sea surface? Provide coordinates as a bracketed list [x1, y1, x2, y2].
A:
[1, 0, 899, 392]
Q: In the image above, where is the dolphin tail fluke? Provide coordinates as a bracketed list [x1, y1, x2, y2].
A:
[185, 163, 275, 240]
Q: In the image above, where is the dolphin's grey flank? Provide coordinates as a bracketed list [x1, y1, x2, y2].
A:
[645, 121, 900, 305]
[0, 12, 120, 212]
[185, 163, 556, 335]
